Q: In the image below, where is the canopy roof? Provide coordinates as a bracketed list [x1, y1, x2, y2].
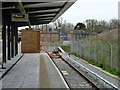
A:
[2, 1, 76, 26]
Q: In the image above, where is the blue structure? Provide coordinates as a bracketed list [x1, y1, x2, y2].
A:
[74, 35, 80, 40]
[60, 34, 68, 41]
[60, 34, 89, 41]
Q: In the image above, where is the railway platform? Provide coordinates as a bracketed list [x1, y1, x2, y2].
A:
[1, 53, 67, 88]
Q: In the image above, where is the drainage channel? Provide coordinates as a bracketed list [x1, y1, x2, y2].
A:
[47, 52, 99, 89]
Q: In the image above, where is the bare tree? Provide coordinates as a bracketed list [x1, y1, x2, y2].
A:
[60, 22, 74, 34]
[98, 20, 108, 26]
[54, 17, 66, 32]
[65, 22, 74, 33]
[40, 24, 52, 32]
[85, 18, 119, 34]
[85, 19, 97, 34]
[54, 17, 74, 34]
[109, 19, 118, 29]
[94, 20, 109, 33]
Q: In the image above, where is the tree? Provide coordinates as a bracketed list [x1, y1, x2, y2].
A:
[94, 20, 109, 33]
[109, 19, 118, 29]
[54, 17, 74, 34]
[74, 22, 85, 30]
[62, 22, 74, 33]
[85, 19, 97, 34]
[54, 17, 66, 32]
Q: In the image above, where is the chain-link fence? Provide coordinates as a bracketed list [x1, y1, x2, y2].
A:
[70, 39, 118, 71]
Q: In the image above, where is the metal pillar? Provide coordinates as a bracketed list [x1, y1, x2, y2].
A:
[2, 20, 6, 69]
[15, 26, 18, 56]
[11, 23, 14, 58]
[7, 25, 11, 60]
[2, 24, 6, 63]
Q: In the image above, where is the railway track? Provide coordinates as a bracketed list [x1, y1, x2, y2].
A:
[47, 52, 100, 89]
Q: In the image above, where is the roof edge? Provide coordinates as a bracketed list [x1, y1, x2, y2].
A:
[51, 1, 76, 22]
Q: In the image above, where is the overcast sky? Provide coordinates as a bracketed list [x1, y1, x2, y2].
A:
[19, 0, 119, 29]
[60, 0, 119, 25]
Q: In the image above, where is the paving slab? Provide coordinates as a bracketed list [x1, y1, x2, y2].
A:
[1, 53, 68, 89]
[2, 53, 40, 88]
[40, 53, 67, 88]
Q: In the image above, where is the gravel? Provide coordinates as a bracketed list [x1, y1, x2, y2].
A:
[53, 58, 94, 88]
[61, 53, 120, 89]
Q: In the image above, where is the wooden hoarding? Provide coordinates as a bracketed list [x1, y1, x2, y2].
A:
[21, 29, 40, 53]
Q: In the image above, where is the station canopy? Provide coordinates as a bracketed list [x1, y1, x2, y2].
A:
[2, 1, 76, 27]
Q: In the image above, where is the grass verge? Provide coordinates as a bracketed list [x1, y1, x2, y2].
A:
[71, 53, 120, 77]
[61, 45, 70, 53]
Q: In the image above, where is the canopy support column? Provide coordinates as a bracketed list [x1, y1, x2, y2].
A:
[8, 24, 11, 60]
[11, 23, 14, 58]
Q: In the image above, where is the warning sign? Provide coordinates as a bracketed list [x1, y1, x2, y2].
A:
[40, 45, 48, 51]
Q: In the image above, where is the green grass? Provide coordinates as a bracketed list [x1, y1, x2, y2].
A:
[61, 29, 119, 77]
[71, 53, 120, 77]
[61, 45, 70, 53]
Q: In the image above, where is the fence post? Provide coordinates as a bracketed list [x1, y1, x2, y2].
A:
[107, 41, 112, 69]
[77, 40, 79, 55]
[74, 41, 76, 54]
[89, 42, 91, 60]
[70, 39, 73, 53]
[94, 43, 96, 61]
[84, 40, 87, 58]
[81, 40, 84, 57]
[80, 41, 81, 57]
[84, 43, 85, 58]
[75, 41, 76, 54]
[73, 39, 75, 53]
[99, 40, 103, 63]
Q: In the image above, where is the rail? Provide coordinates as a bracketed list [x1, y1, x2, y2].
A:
[47, 52, 99, 89]
[62, 54, 119, 90]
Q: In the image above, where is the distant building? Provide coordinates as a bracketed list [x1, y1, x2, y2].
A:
[71, 29, 89, 40]
[71, 29, 89, 35]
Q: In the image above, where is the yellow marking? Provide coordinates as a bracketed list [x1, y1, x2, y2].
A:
[80, 84, 85, 86]
[19, 7, 22, 10]
[70, 84, 77, 87]
[55, 61, 58, 63]
[13, 14, 24, 18]
[61, 71, 69, 75]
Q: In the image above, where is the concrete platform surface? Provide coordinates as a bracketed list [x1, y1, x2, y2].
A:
[40, 53, 67, 88]
[2, 53, 67, 88]
[0, 54, 23, 76]
[2, 54, 40, 88]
